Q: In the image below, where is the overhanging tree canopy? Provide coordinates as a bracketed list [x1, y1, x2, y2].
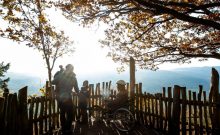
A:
[1, 0, 74, 83]
[57, 0, 220, 70]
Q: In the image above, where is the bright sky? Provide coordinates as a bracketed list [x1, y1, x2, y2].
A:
[1, 8, 220, 80]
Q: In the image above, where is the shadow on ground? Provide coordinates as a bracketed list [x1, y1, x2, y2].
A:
[51, 119, 160, 135]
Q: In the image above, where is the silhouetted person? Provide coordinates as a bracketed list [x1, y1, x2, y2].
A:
[78, 80, 90, 123]
[106, 80, 128, 111]
[54, 65, 64, 78]
[53, 65, 64, 97]
[52, 64, 79, 134]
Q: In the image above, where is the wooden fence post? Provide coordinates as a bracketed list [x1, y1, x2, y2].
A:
[46, 81, 52, 98]
[130, 57, 135, 120]
[5, 94, 12, 135]
[209, 68, 220, 135]
[3, 87, 9, 122]
[28, 97, 34, 135]
[0, 97, 5, 134]
[167, 87, 172, 134]
[12, 94, 18, 135]
[130, 57, 135, 99]
[169, 85, 181, 135]
[181, 87, 187, 135]
[198, 85, 203, 135]
[18, 86, 28, 135]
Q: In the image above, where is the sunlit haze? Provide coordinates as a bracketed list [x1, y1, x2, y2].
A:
[0, 8, 220, 81]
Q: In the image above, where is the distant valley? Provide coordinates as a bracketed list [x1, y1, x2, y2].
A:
[5, 66, 218, 95]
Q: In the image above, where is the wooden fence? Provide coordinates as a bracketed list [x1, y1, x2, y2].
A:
[1, 68, 220, 135]
[131, 68, 220, 135]
[0, 86, 60, 135]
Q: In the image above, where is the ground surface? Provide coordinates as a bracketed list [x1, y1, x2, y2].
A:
[50, 119, 161, 135]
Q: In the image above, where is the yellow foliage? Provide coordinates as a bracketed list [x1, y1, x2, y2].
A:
[38, 14, 47, 23]
[39, 87, 46, 96]
[148, 17, 156, 24]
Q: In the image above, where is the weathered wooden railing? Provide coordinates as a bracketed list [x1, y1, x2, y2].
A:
[132, 68, 220, 135]
[0, 87, 29, 135]
[1, 68, 220, 135]
[27, 96, 60, 135]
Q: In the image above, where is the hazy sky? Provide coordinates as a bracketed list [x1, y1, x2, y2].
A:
[1, 8, 220, 80]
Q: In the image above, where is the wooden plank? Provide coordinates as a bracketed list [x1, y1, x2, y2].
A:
[34, 97, 40, 135]
[102, 82, 105, 107]
[91, 84, 95, 107]
[98, 83, 101, 106]
[0, 97, 5, 133]
[135, 84, 139, 121]
[5, 94, 13, 135]
[51, 86, 55, 128]
[10, 94, 18, 135]
[49, 98, 52, 131]
[188, 90, 192, 135]
[106, 82, 109, 94]
[52, 98, 56, 130]
[209, 68, 220, 135]
[155, 94, 159, 129]
[28, 97, 35, 135]
[130, 57, 136, 122]
[18, 86, 28, 135]
[110, 89, 113, 101]
[95, 83, 100, 106]
[181, 87, 186, 135]
[3, 87, 9, 131]
[203, 91, 209, 134]
[130, 57, 135, 100]
[167, 87, 172, 134]
[162, 87, 168, 131]
[198, 85, 203, 135]
[151, 94, 155, 128]
[171, 85, 180, 135]
[44, 97, 48, 132]
[193, 92, 198, 135]
[159, 93, 163, 132]
[139, 83, 144, 124]
[102, 82, 105, 93]
[208, 88, 213, 135]
[39, 96, 45, 134]
[105, 83, 109, 108]
[96, 83, 100, 118]
[144, 92, 147, 126]
[88, 84, 92, 118]
[108, 81, 111, 91]
[147, 93, 153, 127]
[13, 94, 18, 135]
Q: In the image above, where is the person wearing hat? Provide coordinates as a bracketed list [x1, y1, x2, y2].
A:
[106, 80, 128, 112]
[52, 64, 79, 134]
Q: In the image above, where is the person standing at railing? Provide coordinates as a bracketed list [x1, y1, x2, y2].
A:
[52, 64, 79, 134]
[78, 80, 90, 124]
[53, 65, 64, 97]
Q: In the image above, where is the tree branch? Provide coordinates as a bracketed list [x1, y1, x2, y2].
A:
[133, 0, 220, 30]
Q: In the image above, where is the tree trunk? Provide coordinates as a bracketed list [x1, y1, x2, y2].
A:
[47, 67, 52, 85]
[45, 57, 53, 97]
